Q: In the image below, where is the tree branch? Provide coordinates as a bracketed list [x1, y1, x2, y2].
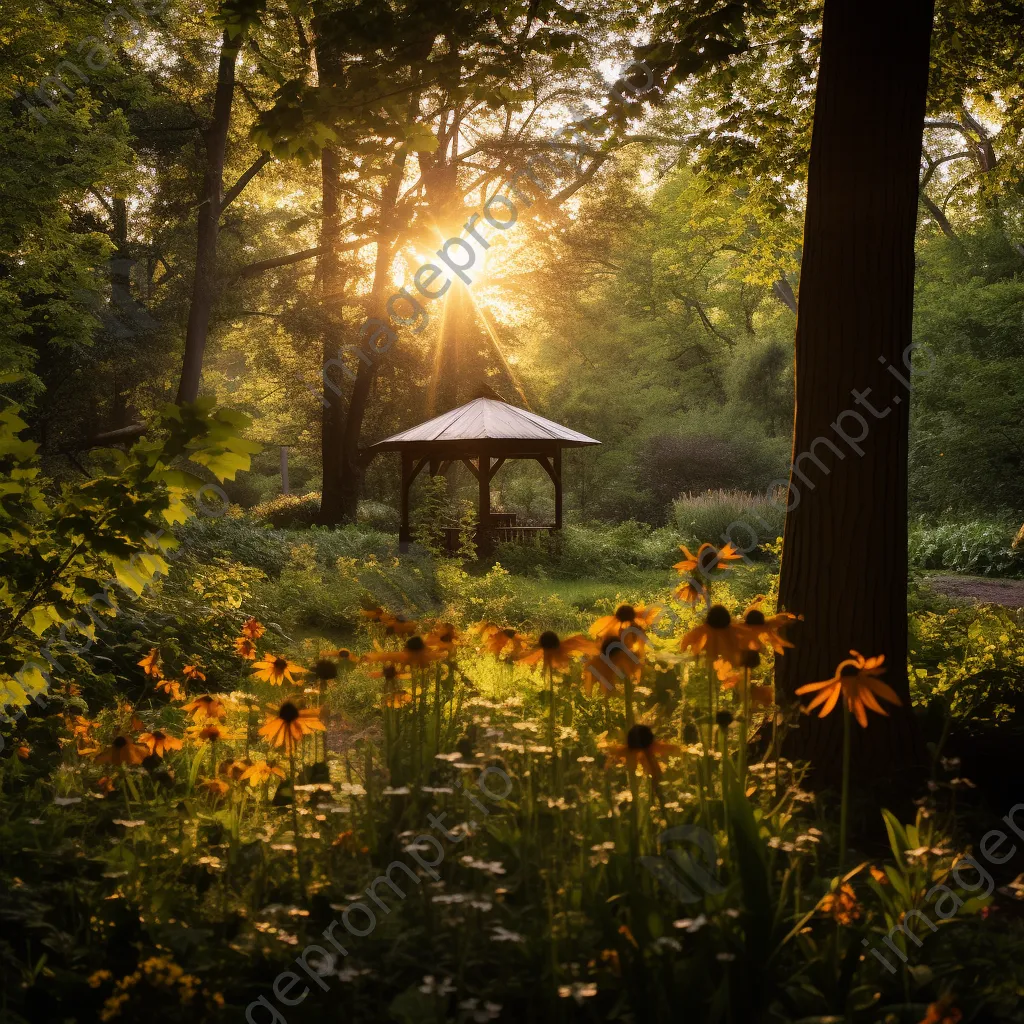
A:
[221, 152, 272, 211]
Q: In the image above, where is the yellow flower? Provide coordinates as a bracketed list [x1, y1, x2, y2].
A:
[674, 542, 742, 576]
[138, 730, 183, 757]
[240, 760, 286, 787]
[182, 694, 226, 721]
[680, 605, 755, 667]
[795, 651, 901, 728]
[234, 636, 258, 660]
[363, 635, 445, 669]
[154, 677, 185, 700]
[517, 631, 599, 673]
[240, 617, 265, 639]
[258, 701, 324, 755]
[381, 613, 418, 636]
[137, 648, 161, 677]
[581, 637, 643, 697]
[94, 735, 149, 766]
[182, 663, 206, 682]
[425, 622, 461, 652]
[252, 654, 307, 686]
[482, 626, 529, 660]
[819, 883, 862, 926]
[604, 724, 680, 781]
[589, 603, 660, 645]
[738, 598, 800, 654]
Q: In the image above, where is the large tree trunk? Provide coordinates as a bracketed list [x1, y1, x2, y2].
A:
[776, 0, 934, 787]
[318, 144, 348, 523]
[318, 150, 409, 525]
[176, 29, 241, 404]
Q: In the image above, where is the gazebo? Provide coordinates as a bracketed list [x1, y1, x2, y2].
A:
[365, 396, 601, 553]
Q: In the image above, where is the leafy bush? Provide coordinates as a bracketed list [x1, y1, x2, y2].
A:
[909, 517, 1024, 577]
[672, 489, 786, 557]
[494, 521, 680, 580]
[638, 428, 790, 522]
[358, 499, 400, 531]
[250, 491, 322, 528]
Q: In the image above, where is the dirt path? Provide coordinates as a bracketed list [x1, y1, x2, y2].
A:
[924, 574, 1024, 608]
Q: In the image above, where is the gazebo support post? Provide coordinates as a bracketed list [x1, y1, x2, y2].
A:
[399, 451, 413, 552]
[553, 447, 562, 531]
[478, 451, 493, 556]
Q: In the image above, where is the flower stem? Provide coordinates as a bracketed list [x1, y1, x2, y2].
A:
[838, 699, 851, 876]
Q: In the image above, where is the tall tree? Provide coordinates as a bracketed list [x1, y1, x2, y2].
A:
[775, 0, 935, 784]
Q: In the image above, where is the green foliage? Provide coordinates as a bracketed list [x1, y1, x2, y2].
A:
[411, 474, 451, 557]
[672, 489, 786, 557]
[909, 517, 1024, 577]
[0, 398, 259, 711]
[250, 490, 322, 528]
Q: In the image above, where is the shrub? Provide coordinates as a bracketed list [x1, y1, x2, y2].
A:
[909, 517, 1024, 577]
[250, 491, 322, 528]
[357, 500, 400, 532]
[671, 489, 785, 557]
[638, 428, 789, 522]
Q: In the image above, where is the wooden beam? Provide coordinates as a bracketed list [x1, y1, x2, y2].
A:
[488, 456, 506, 480]
[478, 451, 492, 556]
[461, 458, 480, 481]
[554, 447, 562, 530]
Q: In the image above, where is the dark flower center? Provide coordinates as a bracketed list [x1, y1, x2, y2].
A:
[113, 736, 127, 749]
[273, 657, 288, 671]
[439, 631, 454, 643]
[539, 631, 560, 650]
[706, 605, 731, 629]
[601, 636, 623, 656]
[152, 731, 166, 741]
[683, 722, 700, 744]
[279, 702, 300, 723]
[745, 609, 766, 626]
[716, 710, 734, 728]
[314, 659, 338, 680]
[615, 604, 636, 622]
[383, 666, 397, 681]
[627, 724, 654, 750]
[338, 649, 351, 660]
[698, 547, 721, 574]
[406, 636, 426, 652]
[840, 664, 860, 677]
[502, 628, 517, 639]
[740, 649, 761, 669]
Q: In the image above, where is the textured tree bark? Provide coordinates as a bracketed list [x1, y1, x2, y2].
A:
[176, 29, 241, 404]
[776, 0, 934, 787]
[318, 150, 408, 525]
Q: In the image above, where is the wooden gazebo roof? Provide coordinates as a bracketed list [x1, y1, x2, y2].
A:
[365, 397, 600, 553]
[367, 397, 600, 453]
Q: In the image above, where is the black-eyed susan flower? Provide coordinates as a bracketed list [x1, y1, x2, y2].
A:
[381, 613, 419, 636]
[918, 996, 962, 1024]
[193, 722, 239, 744]
[137, 648, 162, 677]
[240, 617, 265, 640]
[795, 651, 900, 727]
[154, 677, 185, 700]
[517, 631, 599, 673]
[674, 578, 708, 605]
[483, 627, 529, 660]
[360, 606, 386, 622]
[312, 658, 338, 683]
[384, 688, 413, 708]
[581, 637, 643, 697]
[182, 694, 226, 721]
[716, 655, 774, 707]
[426, 622, 461, 653]
[819, 883, 862, 926]
[234, 636, 257, 660]
[364, 635, 445, 669]
[674, 542, 742, 576]
[324, 648, 357, 672]
[182, 663, 206, 682]
[139, 730, 183, 758]
[240, 760, 286, 787]
[738, 599, 800, 654]
[253, 654, 307, 686]
[259, 701, 325, 755]
[94, 735, 149, 766]
[589, 603, 660, 645]
[219, 758, 250, 780]
[680, 605, 755, 667]
[200, 778, 230, 798]
[604, 724, 680, 781]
